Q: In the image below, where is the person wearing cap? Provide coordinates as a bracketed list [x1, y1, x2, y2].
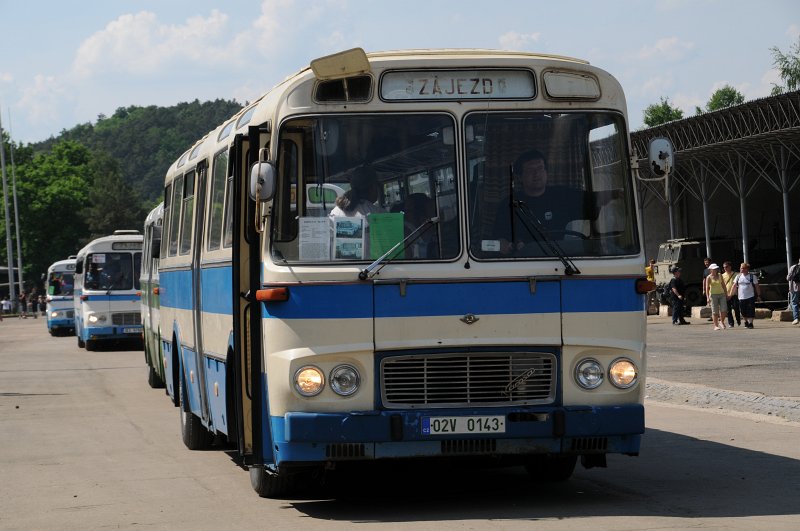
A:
[669, 267, 690, 325]
[704, 263, 729, 330]
[733, 263, 761, 329]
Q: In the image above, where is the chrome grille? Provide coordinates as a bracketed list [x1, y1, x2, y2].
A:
[66, 310, 74, 319]
[381, 352, 556, 408]
[112, 312, 140, 326]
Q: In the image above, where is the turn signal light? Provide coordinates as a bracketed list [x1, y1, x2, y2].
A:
[153, 287, 160, 295]
[256, 287, 289, 302]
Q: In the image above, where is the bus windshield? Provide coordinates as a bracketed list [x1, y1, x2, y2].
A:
[465, 111, 639, 259]
[271, 113, 460, 263]
[48, 273, 74, 296]
[84, 252, 142, 290]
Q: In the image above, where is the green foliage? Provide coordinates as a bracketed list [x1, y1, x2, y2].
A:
[4, 99, 242, 288]
[770, 37, 800, 94]
[643, 97, 684, 127]
[698, 85, 745, 114]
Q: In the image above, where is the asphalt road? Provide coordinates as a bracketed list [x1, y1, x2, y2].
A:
[1, 316, 799, 530]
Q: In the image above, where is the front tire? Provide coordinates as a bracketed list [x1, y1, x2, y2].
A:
[85, 339, 97, 351]
[249, 465, 295, 498]
[524, 455, 577, 482]
[77, 336, 85, 348]
[179, 375, 213, 450]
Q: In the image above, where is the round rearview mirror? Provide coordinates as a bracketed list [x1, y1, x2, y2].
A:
[648, 137, 674, 178]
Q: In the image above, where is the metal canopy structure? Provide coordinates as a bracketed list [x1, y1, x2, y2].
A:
[631, 90, 800, 272]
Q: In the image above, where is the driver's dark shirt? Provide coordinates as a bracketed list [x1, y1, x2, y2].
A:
[492, 186, 590, 247]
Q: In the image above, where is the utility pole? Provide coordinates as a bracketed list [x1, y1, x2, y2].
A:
[7, 110, 23, 293]
[1, 110, 18, 309]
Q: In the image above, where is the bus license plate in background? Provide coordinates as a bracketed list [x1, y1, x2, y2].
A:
[422, 415, 506, 435]
[123, 328, 139, 334]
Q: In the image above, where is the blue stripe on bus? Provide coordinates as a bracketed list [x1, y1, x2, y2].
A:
[160, 273, 644, 317]
[79, 294, 140, 302]
[161, 267, 233, 315]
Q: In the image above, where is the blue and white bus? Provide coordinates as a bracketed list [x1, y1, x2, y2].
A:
[141, 204, 165, 387]
[73, 230, 144, 351]
[159, 48, 654, 497]
[45, 257, 76, 335]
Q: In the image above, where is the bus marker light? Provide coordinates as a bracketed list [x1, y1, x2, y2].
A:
[256, 287, 289, 302]
[153, 287, 160, 295]
[214, 382, 219, 397]
[80, 295, 89, 301]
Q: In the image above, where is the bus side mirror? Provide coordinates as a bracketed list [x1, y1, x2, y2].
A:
[75, 260, 84, 274]
[649, 137, 674, 178]
[249, 160, 276, 202]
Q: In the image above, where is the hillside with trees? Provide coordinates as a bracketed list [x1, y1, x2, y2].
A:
[1, 98, 243, 291]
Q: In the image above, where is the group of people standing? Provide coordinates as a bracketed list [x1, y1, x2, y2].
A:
[667, 258, 763, 329]
[0, 290, 46, 321]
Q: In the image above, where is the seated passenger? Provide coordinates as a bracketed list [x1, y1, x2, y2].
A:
[328, 166, 386, 221]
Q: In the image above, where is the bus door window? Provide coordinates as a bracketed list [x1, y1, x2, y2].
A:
[168, 178, 184, 257]
[179, 171, 196, 255]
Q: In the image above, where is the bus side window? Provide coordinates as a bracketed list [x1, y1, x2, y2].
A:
[208, 150, 228, 251]
[222, 174, 234, 248]
[168, 178, 183, 257]
[179, 170, 195, 256]
[162, 183, 172, 258]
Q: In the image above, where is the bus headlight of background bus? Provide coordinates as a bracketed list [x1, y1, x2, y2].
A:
[294, 366, 324, 397]
[87, 312, 107, 324]
[575, 358, 604, 389]
[608, 358, 638, 389]
[329, 365, 360, 396]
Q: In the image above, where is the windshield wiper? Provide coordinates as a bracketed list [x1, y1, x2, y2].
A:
[511, 200, 581, 275]
[358, 217, 439, 280]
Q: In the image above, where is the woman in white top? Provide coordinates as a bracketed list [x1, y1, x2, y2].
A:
[733, 262, 761, 329]
[329, 166, 386, 259]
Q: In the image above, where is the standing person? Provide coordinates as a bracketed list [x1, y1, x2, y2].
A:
[669, 267, 690, 325]
[722, 261, 741, 327]
[18, 291, 27, 318]
[702, 257, 713, 321]
[1, 296, 10, 316]
[645, 258, 657, 310]
[27, 288, 38, 319]
[38, 295, 47, 316]
[787, 257, 800, 325]
[733, 263, 761, 329]
[704, 263, 729, 330]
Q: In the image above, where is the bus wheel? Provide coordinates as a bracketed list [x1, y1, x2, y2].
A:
[524, 455, 577, 482]
[77, 336, 85, 349]
[249, 465, 294, 498]
[148, 366, 165, 389]
[85, 339, 97, 351]
[179, 376, 212, 450]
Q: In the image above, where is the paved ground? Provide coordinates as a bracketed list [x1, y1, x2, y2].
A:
[645, 313, 800, 422]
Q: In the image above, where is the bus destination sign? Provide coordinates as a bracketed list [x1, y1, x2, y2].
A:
[381, 70, 535, 101]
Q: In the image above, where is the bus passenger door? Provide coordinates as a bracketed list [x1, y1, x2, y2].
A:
[190, 161, 210, 425]
[231, 130, 268, 464]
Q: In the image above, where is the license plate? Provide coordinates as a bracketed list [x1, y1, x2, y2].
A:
[123, 327, 140, 334]
[422, 415, 506, 435]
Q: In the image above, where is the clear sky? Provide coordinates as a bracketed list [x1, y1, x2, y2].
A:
[0, 0, 797, 143]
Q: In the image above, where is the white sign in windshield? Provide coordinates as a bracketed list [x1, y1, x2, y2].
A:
[381, 70, 535, 101]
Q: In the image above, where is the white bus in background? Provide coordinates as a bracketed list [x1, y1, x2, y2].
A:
[45, 257, 77, 335]
[141, 204, 165, 388]
[73, 230, 144, 351]
[159, 48, 653, 497]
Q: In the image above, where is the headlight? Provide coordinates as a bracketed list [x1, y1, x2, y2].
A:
[294, 366, 324, 397]
[87, 313, 107, 324]
[609, 358, 638, 389]
[575, 358, 604, 389]
[329, 365, 360, 396]
[50, 311, 60, 318]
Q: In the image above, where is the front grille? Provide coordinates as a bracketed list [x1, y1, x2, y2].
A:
[570, 437, 608, 453]
[66, 310, 74, 319]
[325, 443, 365, 459]
[381, 352, 556, 408]
[112, 312, 140, 326]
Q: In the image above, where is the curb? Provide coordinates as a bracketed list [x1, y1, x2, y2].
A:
[646, 377, 800, 423]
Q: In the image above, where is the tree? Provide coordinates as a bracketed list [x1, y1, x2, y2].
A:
[82, 150, 147, 240]
[12, 141, 92, 287]
[770, 37, 800, 95]
[643, 97, 684, 127]
[695, 85, 745, 114]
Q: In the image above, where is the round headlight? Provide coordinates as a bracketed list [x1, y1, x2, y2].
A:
[609, 358, 638, 389]
[50, 311, 59, 318]
[88, 313, 106, 324]
[330, 365, 360, 396]
[575, 358, 604, 389]
[294, 366, 324, 397]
